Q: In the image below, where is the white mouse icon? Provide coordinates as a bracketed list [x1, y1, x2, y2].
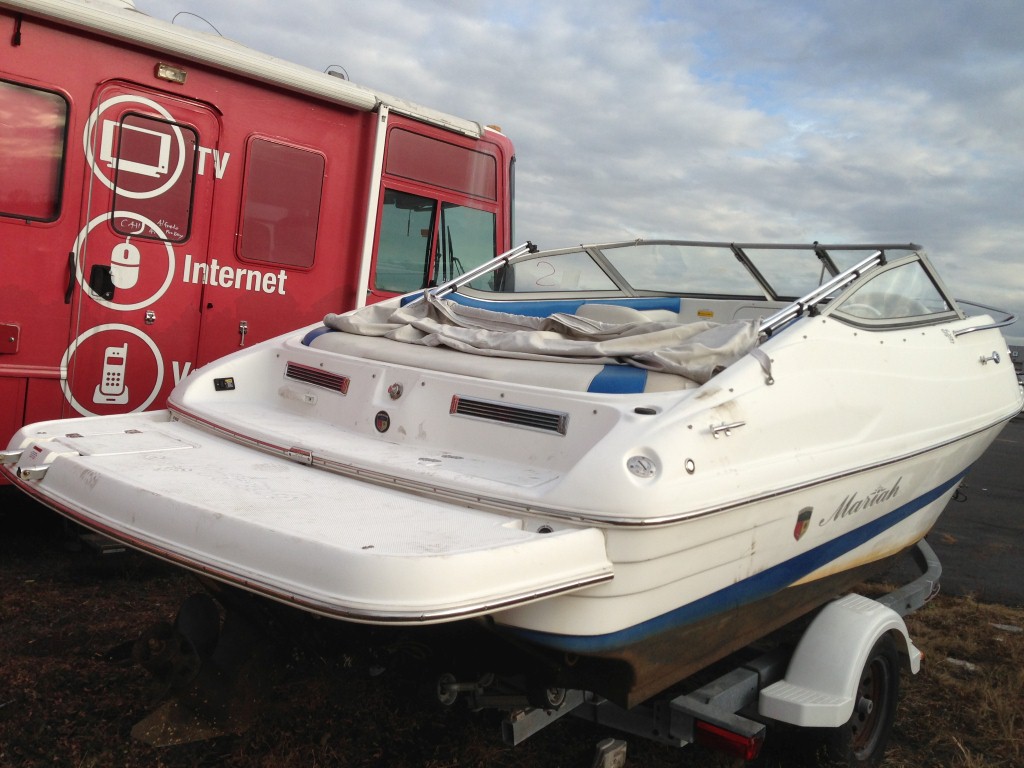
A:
[110, 240, 141, 289]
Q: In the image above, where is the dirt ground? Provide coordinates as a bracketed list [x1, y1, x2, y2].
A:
[1, 491, 1021, 768]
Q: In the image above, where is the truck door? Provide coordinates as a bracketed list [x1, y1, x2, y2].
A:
[0, 77, 74, 444]
[64, 82, 219, 417]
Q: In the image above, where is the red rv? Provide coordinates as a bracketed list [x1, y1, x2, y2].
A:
[0, 0, 515, 451]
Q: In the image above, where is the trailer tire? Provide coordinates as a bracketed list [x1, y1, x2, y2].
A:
[821, 633, 900, 766]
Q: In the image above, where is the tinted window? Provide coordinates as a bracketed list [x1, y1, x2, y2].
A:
[433, 203, 495, 284]
[110, 113, 198, 243]
[0, 80, 68, 221]
[239, 139, 325, 268]
[385, 128, 496, 200]
[375, 191, 499, 293]
[375, 190, 436, 293]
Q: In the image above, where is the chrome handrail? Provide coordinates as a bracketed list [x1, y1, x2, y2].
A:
[405, 241, 537, 307]
[951, 299, 1017, 337]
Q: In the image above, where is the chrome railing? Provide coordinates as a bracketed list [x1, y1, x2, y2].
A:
[405, 241, 537, 307]
[951, 299, 1017, 337]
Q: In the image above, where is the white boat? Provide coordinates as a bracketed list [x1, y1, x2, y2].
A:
[4, 239, 1021, 707]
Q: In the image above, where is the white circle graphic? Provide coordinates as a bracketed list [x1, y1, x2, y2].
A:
[74, 211, 176, 311]
[83, 93, 187, 199]
[60, 324, 165, 417]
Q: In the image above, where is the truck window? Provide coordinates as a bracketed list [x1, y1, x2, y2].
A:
[238, 138, 325, 269]
[375, 190, 436, 293]
[109, 112, 198, 243]
[374, 128, 501, 293]
[0, 80, 68, 222]
[434, 202, 496, 284]
[385, 128, 497, 200]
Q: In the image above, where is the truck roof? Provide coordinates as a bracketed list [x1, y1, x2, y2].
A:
[4, 0, 492, 138]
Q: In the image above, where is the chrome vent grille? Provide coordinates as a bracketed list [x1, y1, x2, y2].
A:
[450, 395, 568, 435]
[286, 362, 349, 394]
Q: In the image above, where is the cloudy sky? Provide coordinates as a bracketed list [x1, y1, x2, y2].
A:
[135, 0, 1024, 342]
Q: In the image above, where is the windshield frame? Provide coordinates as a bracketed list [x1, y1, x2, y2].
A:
[458, 239, 928, 304]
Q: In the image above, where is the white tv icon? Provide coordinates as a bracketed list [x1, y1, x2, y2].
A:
[100, 119, 171, 178]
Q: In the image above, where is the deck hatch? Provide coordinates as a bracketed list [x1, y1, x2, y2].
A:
[450, 395, 568, 435]
[285, 362, 350, 394]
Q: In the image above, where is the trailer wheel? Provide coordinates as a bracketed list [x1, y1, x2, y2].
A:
[822, 633, 900, 766]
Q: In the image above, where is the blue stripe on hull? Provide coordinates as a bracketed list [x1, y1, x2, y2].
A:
[508, 471, 966, 654]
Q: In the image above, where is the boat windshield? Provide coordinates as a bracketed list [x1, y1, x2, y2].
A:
[830, 259, 953, 321]
[406, 238, 1015, 342]
[465, 240, 921, 301]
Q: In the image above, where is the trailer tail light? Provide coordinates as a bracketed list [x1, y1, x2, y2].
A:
[693, 720, 765, 761]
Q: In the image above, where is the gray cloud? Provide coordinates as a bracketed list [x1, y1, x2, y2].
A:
[140, 0, 1024, 340]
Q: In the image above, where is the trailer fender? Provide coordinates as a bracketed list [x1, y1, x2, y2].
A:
[758, 593, 921, 727]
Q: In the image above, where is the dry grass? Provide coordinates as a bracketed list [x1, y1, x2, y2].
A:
[1, 500, 1021, 768]
[882, 595, 1023, 768]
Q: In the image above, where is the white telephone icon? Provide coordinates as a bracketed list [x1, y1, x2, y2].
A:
[93, 343, 130, 405]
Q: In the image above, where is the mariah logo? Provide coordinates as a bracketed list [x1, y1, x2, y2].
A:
[820, 477, 903, 527]
[793, 507, 813, 540]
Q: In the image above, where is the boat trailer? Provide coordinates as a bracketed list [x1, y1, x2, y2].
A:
[435, 540, 940, 765]
[121, 540, 940, 765]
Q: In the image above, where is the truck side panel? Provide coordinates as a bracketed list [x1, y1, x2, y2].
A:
[0, 5, 514, 449]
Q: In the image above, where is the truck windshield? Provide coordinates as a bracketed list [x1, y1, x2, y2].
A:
[374, 190, 497, 293]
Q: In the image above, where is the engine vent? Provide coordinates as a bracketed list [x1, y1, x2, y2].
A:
[450, 395, 568, 435]
[286, 362, 350, 394]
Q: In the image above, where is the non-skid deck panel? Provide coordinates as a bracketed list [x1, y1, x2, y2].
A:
[177, 399, 565, 489]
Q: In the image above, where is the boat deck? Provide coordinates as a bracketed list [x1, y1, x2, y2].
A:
[6, 412, 613, 623]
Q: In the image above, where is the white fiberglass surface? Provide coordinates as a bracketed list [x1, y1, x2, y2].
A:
[13, 414, 613, 619]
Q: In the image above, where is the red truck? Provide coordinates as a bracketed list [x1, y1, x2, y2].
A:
[0, 0, 515, 450]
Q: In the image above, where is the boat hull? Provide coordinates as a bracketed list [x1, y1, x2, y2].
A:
[499, 550, 910, 708]
[491, 443, 980, 706]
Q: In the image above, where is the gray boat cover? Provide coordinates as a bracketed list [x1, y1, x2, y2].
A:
[324, 294, 760, 384]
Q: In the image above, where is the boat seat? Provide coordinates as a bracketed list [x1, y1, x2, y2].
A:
[305, 329, 698, 394]
[574, 303, 681, 324]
